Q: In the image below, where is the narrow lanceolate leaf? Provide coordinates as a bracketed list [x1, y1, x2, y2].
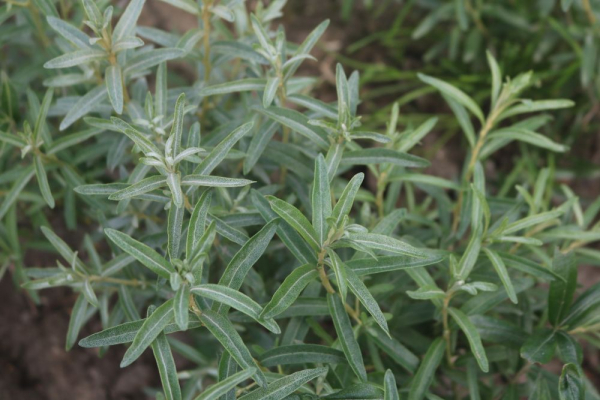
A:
[41, 226, 87, 272]
[488, 128, 568, 153]
[167, 173, 184, 209]
[487, 51, 502, 108]
[331, 173, 364, 228]
[448, 308, 489, 372]
[284, 19, 329, 79]
[408, 338, 445, 400]
[558, 363, 584, 400]
[254, 106, 329, 150]
[238, 367, 327, 400]
[267, 196, 320, 252]
[251, 190, 317, 265]
[60, 85, 108, 130]
[110, 117, 161, 154]
[200, 78, 267, 96]
[46, 16, 91, 48]
[34, 88, 53, 143]
[191, 284, 280, 334]
[520, 328, 557, 364]
[44, 49, 106, 68]
[347, 232, 427, 258]
[327, 293, 367, 381]
[327, 249, 348, 301]
[121, 299, 174, 367]
[169, 93, 186, 157]
[151, 331, 182, 400]
[173, 284, 190, 331]
[123, 48, 186, 75]
[168, 204, 184, 260]
[312, 154, 332, 245]
[112, 0, 146, 42]
[198, 309, 267, 387]
[367, 327, 419, 373]
[263, 76, 279, 108]
[181, 175, 254, 187]
[105, 228, 174, 279]
[194, 368, 257, 400]
[384, 370, 399, 400]
[109, 175, 168, 200]
[66, 294, 88, 351]
[215, 220, 279, 313]
[548, 250, 577, 327]
[418, 73, 484, 123]
[193, 121, 254, 176]
[260, 264, 318, 319]
[483, 248, 517, 304]
[105, 65, 124, 114]
[0, 166, 35, 220]
[345, 267, 389, 335]
[34, 156, 55, 208]
[259, 345, 346, 367]
[187, 190, 212, 259]
[341, 148, 430, 168]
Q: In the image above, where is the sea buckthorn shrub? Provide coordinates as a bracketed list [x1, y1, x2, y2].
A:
[1, 1, 599, 399]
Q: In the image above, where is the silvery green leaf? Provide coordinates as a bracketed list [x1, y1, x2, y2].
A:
[47, 128, 102, 155]
[108, 175, 167, 200]
[181, 175, 254, 188]
[192, 121, 254, 176]
[501, 209, 564, 235]
[121, 298, 174, 367]
[41, 226, 87, 273]
[341, 148, 430, 168]
[168, 203, 184, 260]
[418, 73, 484, 123]
[187, 190, 212, 260]
[287, 94, 337, 119]
[397, 117, 438, 152]
[207, 214, 249, 246]
[486, 51, 502, 108]
[251, 190, 317, 265]
[210, 5, 234, 21]
[387, 173, 461, 190]
[243, 119, 278, 175]
[349, 131, 391, 143]
[384, 370, 399, 400]
[250, 14, 274, 54]
[327, 293, 366, 381]
[336, 63, 350, 118]
[169, 93, 186, 157]
[442, 93, 475, 147]
[110, 117, 162, 155]
[113, 36, 145, 52]
[482, 248, 517, 304]
[44, 49, 106, 69]
[448, 307, 489, 372]
[123, 48, 186, 75]
[112, 0, 146, 43]
[408, 338, 445, 400]
[259, 345, 345, 367]
[119, 285, 140, 321]
[157, 0, 199, 14]
[81, 0, 102, 26]
[238, 367, 327, 400]
[191, 284, 280, 333]
[312, 154, 332, 245]
[214, 219, 279, 312]
[284, 19, 329, 80]
[325, 141, 344, 180]
[201, 78, 267, 96]
[347, 232, 428, 258]
[34, 155, 54, 208]
[407, 285, 445, 300]
[173, 284, 190, 331]
[282, 53, 317, 70]
[345, 267, 389, 335]
[367, 326, 419, 373]
[0, 131, 26, 147]
[487, 128, 568, 153]
[176, 29, 203, 52]
[60, 85, 108, 130]
[194, 368, 256, 400]
[105, 65, 124, 114]
[255, 106, 329, 150]
[263, 76, 279, 108]
[260, 263, 318, 319]
[267, 196, 320, 252]
[151, 330, 182, 400]
[105, 228, 174, 279]
[198, 309, 267, 387]
[167, 173, 184, 208]
[46, 16, 91, 49]
[326, 249, 347, 301]
[499, 99, 574, 120]
[66, 294, 88, 351]
[331, 172, 364, 228]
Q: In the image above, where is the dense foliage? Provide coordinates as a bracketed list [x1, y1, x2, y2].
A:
[1, 1, 600, 399]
